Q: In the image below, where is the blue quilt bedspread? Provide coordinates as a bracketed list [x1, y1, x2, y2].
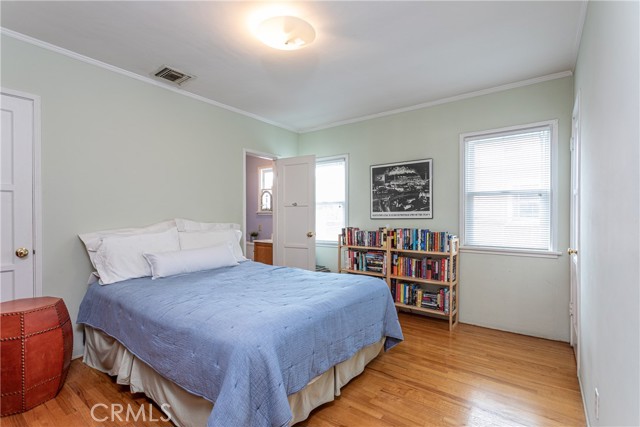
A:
[77, 261, 403, 427]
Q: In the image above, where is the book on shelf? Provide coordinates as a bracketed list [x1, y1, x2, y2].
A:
[344, 249, 387, 275]
[387, 228, 458, 253]
[390, 281, 455, 314]
[340, 227, 387, 248]
[391, 254, 455, 282]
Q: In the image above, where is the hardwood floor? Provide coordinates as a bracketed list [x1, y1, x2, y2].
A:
[2, 313, 585, 426]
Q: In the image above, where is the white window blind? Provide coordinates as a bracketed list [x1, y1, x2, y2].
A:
[316, 156, 348, 244]
[462, 122, 555, 252]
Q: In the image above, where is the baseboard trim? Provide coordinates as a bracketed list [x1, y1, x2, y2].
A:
[578, 373, 591, 427]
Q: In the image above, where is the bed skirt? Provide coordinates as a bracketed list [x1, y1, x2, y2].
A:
[83, 325, 383, 426]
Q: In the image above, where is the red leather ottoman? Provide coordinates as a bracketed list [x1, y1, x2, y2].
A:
[0, 297, 73, 416]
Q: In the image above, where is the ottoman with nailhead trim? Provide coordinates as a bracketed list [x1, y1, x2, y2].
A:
[0, 297, 73, 416]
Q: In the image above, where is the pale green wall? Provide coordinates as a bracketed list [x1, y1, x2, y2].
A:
[574, 1, 639, 425]
[300, 77, 574, 341]
[1, 32, 579, 352]
[1, 35, 298, 357]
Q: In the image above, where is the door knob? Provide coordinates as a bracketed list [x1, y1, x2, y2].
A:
[567, 248, 578, 255]
[307, 231, 315, 238]
[15, 248, 29, 258]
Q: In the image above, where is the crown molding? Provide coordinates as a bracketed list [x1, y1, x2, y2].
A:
[300, 70, 574, 133]
[2, 27, 575, 136]
[0, 28, 297, 133]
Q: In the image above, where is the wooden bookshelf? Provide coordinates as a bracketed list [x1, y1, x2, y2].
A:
[338, 243, 387, 278]
[388, 274, 458, 286]
[338, 228, 460, 330]
[396, 303, 458, 318]
[340, 269, 386, 278]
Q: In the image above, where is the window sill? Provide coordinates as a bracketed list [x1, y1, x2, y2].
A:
[256, 211, 272, 216]
[316, 241, 338, 248]
[460, 246, 562, 259]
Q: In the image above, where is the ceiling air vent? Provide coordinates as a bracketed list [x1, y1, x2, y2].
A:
[153, 66, 195, 86]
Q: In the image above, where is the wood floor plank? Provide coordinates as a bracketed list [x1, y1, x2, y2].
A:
[1, 313, 585, 426]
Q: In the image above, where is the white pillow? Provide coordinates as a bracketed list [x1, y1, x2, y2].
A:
[94, 228, 180, 285]
[79, 220, 176, 269]
[143, 244, 238, 279]
[175, 218, 240, 232]
[179, 229, 246, 262]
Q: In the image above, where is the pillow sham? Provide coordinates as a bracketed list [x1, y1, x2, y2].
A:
[79, 220, 176, 270]
[143, 244, 238, 279]
[179, 229, 246, 262]
[175, 218, 240, 233]
[94, 228, 180, 285]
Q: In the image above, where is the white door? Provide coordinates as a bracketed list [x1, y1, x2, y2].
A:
[273, 155, 316, 270]
[569, 93, 581, 373]
[1, 92, 37, 301]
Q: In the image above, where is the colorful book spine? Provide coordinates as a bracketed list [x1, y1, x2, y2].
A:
[385, 229, 457, 253]
[341, 227, 388, 248]
[391, 256, 449, 282]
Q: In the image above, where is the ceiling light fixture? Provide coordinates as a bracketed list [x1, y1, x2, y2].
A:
[255, 16, 316, 50]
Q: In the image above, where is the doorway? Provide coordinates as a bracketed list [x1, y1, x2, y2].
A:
[243, 150, 276, 262]
[243, 150, 317, 270]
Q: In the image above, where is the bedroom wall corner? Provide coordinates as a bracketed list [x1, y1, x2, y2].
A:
[299, 76, 574, 342]
[0, 34, 298, 358]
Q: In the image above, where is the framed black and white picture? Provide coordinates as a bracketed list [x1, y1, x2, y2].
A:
[370, 159, 433, 219]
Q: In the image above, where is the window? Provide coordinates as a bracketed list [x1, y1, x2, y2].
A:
[258, 166, 273, 214]
[316, 155, 348, 244]
[460, 120, 558, 255]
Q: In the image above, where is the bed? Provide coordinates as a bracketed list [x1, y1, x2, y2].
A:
[77, 259, 403, 426]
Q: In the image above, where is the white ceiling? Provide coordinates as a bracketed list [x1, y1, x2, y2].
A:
[1, 1, 585, 132]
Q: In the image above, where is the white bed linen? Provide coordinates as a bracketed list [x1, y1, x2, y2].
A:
[83, 326, 383, 426]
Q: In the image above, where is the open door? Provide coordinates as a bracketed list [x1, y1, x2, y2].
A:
[569, 93, 581, 374]
[273, 155, 316, 270]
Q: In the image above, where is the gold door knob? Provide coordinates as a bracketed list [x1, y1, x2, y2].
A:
[567, 248, 578, 255]
[307, 231, 315, 238]
[15, 248, 29, 258]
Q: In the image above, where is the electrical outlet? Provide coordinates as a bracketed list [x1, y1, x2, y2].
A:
[258, 224, 262, 232]
[595, 387, 600, 420]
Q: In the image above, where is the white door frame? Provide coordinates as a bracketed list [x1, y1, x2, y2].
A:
[242, 148, 278, 256]
[1, 87, 43, 298]
[569, 91, 582, 373]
